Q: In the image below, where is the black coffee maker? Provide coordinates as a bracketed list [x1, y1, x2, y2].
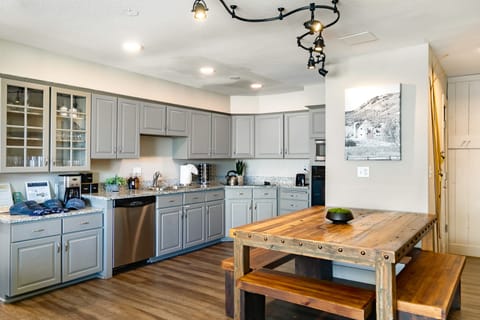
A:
[295, 173, 306, 186]
[57, 174, 81, 204]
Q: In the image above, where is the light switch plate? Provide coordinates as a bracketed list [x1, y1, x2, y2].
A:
[357, 166, 369, 178]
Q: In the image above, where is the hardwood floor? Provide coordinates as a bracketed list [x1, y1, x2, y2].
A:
[0, 242, 478, 320]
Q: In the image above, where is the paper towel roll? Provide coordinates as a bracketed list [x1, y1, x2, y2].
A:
[180, 164, 198, 186]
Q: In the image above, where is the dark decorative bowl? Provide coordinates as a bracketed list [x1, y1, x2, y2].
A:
[326, 208, 354, 224]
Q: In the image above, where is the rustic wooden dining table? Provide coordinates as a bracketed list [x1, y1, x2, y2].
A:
[230, 206, 437, 320]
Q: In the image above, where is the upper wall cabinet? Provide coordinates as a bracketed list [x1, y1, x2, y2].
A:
[284, 112, 310, 158]
[140, 103, 189, 137]
[91, 94, 140, 159]
[232, 115, 255, 158]
[50, 87, 91, 172]
[255, 111, 309, 159]
[173, 111, 231, 159]
[0, 79, 50, 173]
[309, 105, 326, 139]
[255, 114, 284, 158]
[448, 78, 480, 149]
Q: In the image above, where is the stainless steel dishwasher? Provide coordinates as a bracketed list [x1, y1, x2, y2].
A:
[113, 196, 156, 269]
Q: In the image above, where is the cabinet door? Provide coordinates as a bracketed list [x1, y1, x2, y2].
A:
[226, 199, 252, 231]
[1, 79, 50, 173]
[448, 79, 480, 148]
[10, 235, 61, 296]
[284, 112, 310, 158]
[140, 102, 166, 135]
[157, 207, 183, 256]
[166, 106, 189, 136]
[211, 113, 231, 158]
[51, 87, 91, 171]
[91, 94, 117, 158]
[183, 203, 205, 248]
[255, 114, 284, 158]
[310, 107, 326, 138]
[232, 115, 255, 158]
[253, 199, 277, 222]
[117, 98, 140, 159]
[206, 200, 225, 241]
[62, 229, 103, 282]
[189, 110, 212, 158]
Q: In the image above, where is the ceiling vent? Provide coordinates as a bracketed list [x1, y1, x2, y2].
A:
[339, 31, 377, 46]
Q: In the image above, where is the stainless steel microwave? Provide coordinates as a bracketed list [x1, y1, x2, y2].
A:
[314, 139, 326, 161]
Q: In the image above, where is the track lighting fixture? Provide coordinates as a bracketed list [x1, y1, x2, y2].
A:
[191, 0, 340, 76]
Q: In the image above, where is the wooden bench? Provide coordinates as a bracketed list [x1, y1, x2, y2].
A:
[396, 250, 466, 320]
[221, 248, 294, 317]
[238, 268, 376, 320]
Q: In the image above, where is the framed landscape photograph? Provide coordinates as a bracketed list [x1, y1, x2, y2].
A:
[345, 84, 401, 160]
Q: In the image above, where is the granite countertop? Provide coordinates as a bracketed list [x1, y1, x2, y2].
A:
[83, 183, 225, 200]
[0, 207, 103, 224]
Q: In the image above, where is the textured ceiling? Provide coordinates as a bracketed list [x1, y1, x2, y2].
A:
[0, 0, 479, 96]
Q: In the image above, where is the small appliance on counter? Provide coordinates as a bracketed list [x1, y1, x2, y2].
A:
[179, 164, 199, 186]
[226, 170, 238, 186]
[80, 172, 99, 194]
[197, 163, 214, 186]
[56, 174, 81, 204]
[295, 173, 306, 186]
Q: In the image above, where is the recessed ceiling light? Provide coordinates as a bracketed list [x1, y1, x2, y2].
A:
[250, 83, 263, 89]
[124, 8, 140, 17]
[200, 67, 215, 75]
[122, 42, 143, 53]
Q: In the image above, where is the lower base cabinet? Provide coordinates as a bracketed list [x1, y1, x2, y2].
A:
[3, 213, 103, 298]
[278, 187, 310, 215]
[156, 189, 225, 257]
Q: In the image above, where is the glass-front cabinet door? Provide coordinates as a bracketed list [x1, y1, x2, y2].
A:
[50, 87, 91, 172]
[0, 79, 50, 173]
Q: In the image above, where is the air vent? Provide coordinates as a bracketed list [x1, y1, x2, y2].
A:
[338, 31, 377, 46]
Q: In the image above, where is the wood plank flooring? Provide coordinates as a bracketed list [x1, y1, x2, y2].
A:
[0, 242, 478, 320]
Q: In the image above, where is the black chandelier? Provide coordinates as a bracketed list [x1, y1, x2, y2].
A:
[191, 0, 340, 76]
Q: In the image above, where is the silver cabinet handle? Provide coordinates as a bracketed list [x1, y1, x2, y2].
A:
[285, 148, 288, 154]
[57, 242, 61, 253]
[80, 221, 90, 225]
[65, 242, 69, 252]
[169, 200, 176, 203]
[33, 228, 45, 233]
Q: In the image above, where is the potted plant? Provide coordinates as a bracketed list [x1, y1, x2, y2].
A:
[104, 175, 127, 192]
[235, 160, 246, 185]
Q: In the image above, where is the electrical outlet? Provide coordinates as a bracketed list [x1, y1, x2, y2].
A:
[357, 166, 369, 178]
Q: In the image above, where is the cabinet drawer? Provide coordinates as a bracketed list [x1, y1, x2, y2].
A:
[280, 199, 309, 211]
[253, 188, 277, 199]
[206, 189, 225, 202]
[280, 190, 309, 201]
[11, 219, 62, 242]
[225, 188, 252, 199]
[157, 194, 183, 208]
[184, 191, 206, 205]
[63, 213, 103, 233]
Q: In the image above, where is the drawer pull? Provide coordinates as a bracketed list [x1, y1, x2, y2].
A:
[239, 193, 244, 195]
[57, 242, 61, 253]
[169, 200, 176, 202]
[193, 197, 199, 200]
[80, 221, 90, 225]
[33, 228, 45, 233]
[264, 193, 269, 196]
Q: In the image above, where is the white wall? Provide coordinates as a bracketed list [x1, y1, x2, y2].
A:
[230, 82, 325, 114]
[0, 39, 230, 113]
[325, 43, 430, 213]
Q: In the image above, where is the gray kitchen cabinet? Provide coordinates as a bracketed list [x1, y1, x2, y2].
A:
[166, 106, 189, 136]
[91, 94, 140, 159]
[309, 105, 326, 139]
[284, 111, 310, 158]
[2, 213, 103, 299]
[183, 203, 205, 248]
[10, 235, 62, 296]
[255, 113, 284, 158]
[232, 115, 255, 158]
[278, 187, 310, 215]
[190, 110, 212, 158]
[140, 104, 190, 136]
[225, 187, 277, 235]
[173, 111, 231, 159]
[156, 206, 183, 256]
[206, 200, 225, 241]
[140, 102, 166, 135]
